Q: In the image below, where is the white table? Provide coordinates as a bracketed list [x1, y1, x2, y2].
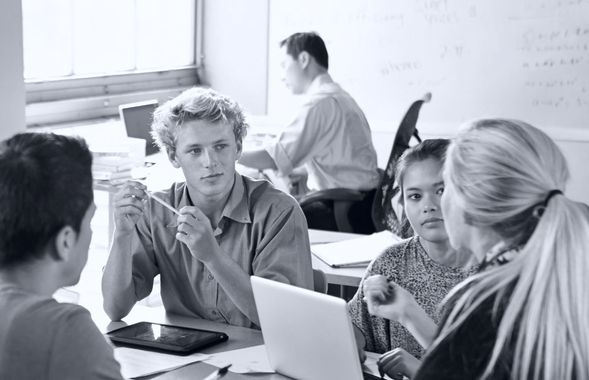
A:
[72, 293, 289, 379]
[308, 229, 367, 287]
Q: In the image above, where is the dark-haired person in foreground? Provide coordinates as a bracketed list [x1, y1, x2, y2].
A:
[239, 32, 380, 231]
[0, 133, 123, 380]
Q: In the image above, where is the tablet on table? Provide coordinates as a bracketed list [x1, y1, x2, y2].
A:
[107, 322, 228, 355]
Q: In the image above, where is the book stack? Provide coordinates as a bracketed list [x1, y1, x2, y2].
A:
[92, 152, 136, 184]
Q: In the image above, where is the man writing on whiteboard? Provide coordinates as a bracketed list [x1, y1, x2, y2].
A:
[239, 32, 380, 231]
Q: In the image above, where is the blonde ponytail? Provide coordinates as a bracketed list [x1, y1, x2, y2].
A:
[433, 119, 589, 379]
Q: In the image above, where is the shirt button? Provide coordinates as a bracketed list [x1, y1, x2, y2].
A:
[211, 310, 218, 316]
[208, 274, 214, 280]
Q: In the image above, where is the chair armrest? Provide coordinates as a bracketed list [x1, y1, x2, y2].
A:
[299, 188, 365, 206]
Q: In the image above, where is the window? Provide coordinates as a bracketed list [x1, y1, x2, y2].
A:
[22, 0, 201, 126]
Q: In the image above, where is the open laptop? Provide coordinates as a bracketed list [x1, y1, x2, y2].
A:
[251, 276, 382, 380]
[119, 99, 159, 156]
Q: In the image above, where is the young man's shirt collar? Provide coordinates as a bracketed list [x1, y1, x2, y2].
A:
[218, 172, 251, 224]
[166, 172, 252, 229]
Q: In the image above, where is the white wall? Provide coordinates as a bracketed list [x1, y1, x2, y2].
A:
[200, 0, 269, 114]
[554, 140, 589, 204]
[0, 0, 26, 140]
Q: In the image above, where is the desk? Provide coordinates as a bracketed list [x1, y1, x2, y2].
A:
[75, 277, 378, 379]
[308, 229, 367, 288]
[70, 283, 287, 379]
[311, 255, 365, 288]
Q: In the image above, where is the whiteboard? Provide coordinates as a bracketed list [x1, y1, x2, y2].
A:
[267, 0, 589, 133]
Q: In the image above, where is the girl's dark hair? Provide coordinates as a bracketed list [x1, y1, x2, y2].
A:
[395, 138, 450, 198]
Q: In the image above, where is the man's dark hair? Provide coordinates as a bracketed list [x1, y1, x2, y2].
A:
[280, 32, 329, 70]
[0, 133, 93, 267]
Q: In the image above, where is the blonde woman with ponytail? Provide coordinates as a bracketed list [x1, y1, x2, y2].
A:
[414, 119, 589, 379]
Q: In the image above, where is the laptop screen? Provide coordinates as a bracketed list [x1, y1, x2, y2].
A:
[251, 276, 382, 380]
[119, 100, 159, 156]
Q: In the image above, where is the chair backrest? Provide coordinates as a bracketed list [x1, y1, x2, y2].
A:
[312, 269, 328, 293]
[371, 93, 431, 236]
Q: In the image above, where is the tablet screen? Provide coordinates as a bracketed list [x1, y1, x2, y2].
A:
[107, 322, 228, 355]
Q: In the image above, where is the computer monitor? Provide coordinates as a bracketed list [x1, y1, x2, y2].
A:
[119, 99, 159, 156]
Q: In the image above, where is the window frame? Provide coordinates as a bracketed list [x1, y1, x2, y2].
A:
[24, 0, 204, 128]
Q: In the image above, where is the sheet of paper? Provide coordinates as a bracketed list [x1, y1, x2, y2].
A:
[308, 229, 361, 244]
[202, 345, 274, 374]
[114, 347, 209, 379]
[311, 230, 402, 267]
[364, 351, 382, 376]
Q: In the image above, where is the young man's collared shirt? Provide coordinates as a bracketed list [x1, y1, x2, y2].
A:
[265, 73, 380, 191]
[108, 174, 313, 328]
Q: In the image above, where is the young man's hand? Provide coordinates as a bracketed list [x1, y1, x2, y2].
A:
[113, 181, 148, 233]
[175, 206, 218, 262]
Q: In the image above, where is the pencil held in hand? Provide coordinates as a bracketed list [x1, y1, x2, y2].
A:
[149, 192, 181, 215]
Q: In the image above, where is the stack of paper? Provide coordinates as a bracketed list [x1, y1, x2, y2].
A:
[92, 154, 136, 181]
[312, 230, 402, 268]
[90, 137, 147, 184]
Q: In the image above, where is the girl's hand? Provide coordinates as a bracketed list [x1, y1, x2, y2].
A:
[363, 275, 393, 304]
[377, 348, 421, 380]
[363, 275, 417, 322]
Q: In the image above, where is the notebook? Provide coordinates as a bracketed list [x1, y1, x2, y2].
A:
[119, 99, 159, 156]
[312, 230, 401, 268]
[251, 276, 382, 380]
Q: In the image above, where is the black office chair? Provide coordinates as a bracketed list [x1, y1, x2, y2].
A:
[312, 269, 328, 294]
[371, 92, 431, 237]
[299, 93, 431, 235]
[299, 187, 374, 233]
